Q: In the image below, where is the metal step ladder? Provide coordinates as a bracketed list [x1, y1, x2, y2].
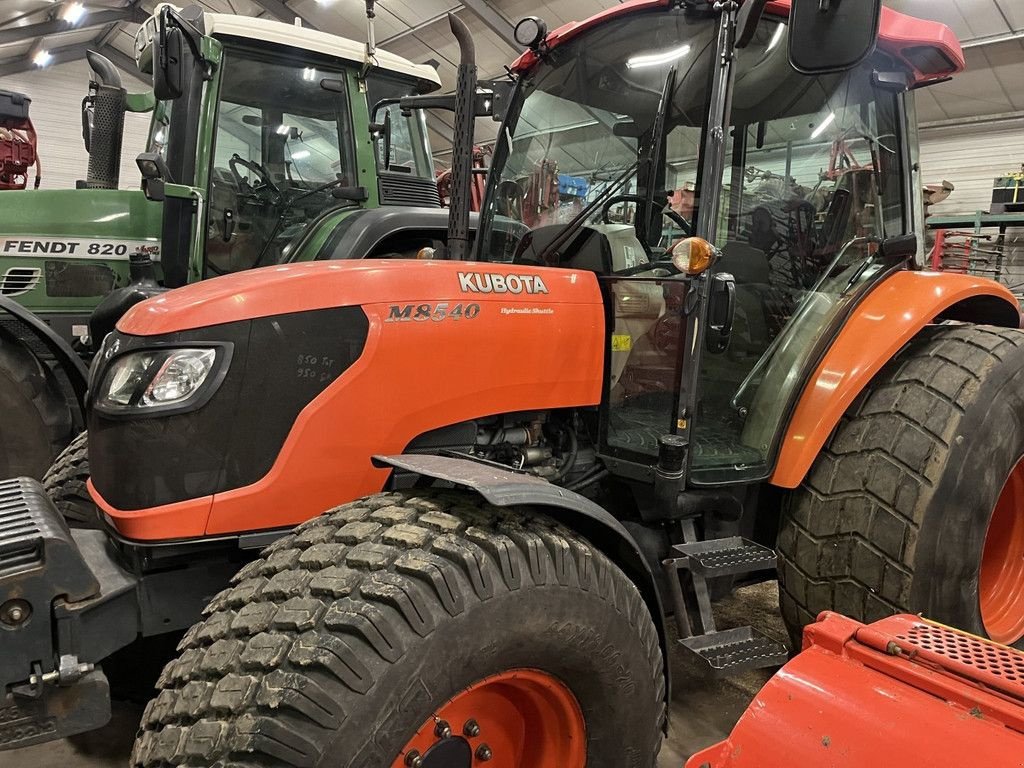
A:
[663, 520, 788, 676]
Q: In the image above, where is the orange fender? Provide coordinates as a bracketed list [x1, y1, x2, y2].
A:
[771, 271, 1020, 489]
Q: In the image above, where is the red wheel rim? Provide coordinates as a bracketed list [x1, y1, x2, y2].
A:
[980, 456, 1024, 645]
[391, 669, 586, 768]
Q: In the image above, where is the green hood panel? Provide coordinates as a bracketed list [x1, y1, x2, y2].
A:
[0, 189, 162, 313]
[0, 189, 161, 238]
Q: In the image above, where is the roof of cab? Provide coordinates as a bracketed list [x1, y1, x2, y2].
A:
[511, 0, 964, 87]
[203, 12, 441, 91]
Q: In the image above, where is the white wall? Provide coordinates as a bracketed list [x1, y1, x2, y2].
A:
[0, 58, 151, 190]
[919, 117, 1024, 216]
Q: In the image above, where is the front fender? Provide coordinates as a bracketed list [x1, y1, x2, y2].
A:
[372, 453, 672, 727]
[0, 294, 88, 415]
[771, 271, 1020, 488]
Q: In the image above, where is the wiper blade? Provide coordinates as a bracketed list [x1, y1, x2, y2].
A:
[533, 160, 638, 265]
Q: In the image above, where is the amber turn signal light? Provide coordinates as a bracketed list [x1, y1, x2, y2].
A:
[671, 237, 716, 275]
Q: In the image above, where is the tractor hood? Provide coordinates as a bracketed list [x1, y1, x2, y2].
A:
[117, 259, 597, 336]
[91, 259, 606, 536]
[0, 189, 161, 312]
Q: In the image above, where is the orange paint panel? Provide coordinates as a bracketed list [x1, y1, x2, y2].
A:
[88, 478, 212, 540]
[771, 271, 1019, 489]
[106, 261, 606, 540]
[203, 295, 604, 535]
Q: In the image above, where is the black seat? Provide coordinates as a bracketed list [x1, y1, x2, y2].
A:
[512, 225, 614, 274]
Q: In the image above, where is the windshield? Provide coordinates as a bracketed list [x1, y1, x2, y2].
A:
[476, 11, 717, 266]
[205, 45, 356, 275]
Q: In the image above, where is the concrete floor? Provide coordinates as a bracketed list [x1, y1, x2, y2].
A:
[11, 582, 788, 768]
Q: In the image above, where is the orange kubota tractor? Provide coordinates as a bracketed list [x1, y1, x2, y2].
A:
[3, 0, 1024, 765]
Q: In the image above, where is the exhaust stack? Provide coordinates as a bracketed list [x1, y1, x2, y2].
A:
[83, 51, 126, 190]
[446, 13, 477, 261]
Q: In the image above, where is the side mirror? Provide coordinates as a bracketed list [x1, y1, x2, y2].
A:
[788, 0, 881, 75]
[706, 272, 735, 354]
[370, 110, 393, 171]
[153, 13, 185, 100]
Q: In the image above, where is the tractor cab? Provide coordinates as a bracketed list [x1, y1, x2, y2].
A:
[476, 0, 953, 485]
[464, 0, 968, 668]
[132, 5, 442, 287]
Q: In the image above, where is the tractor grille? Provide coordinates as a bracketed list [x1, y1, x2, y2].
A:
[379, 172, 441, 207]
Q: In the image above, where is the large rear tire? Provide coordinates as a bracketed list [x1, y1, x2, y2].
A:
[42, 431, 97, 526]
[778, 324, 1024, 649]
[0, 331, 73, 479]
[132, 490, 665, 768]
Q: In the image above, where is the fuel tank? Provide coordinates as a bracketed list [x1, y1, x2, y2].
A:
[89, 260, 606, 539]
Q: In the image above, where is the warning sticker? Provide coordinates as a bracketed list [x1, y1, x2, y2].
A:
[611, 334, 633, 351]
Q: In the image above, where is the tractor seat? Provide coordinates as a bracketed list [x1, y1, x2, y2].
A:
[513, 224, 635, 275]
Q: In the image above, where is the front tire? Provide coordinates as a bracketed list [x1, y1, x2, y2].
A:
[0, 331, 73, 478]
[778, 324, 1024, 648]
[132, 490, 665, 767]
[42, 431, 97, 526]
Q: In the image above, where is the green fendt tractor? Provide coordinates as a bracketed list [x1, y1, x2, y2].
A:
[0, 3, 455, 479]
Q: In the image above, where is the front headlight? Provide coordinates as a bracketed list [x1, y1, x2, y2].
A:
[95, 346, 229, 415]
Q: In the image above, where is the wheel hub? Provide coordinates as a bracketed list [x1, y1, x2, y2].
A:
[980, 456, 1024, 645]
[392, 669, 586, 768]
[419, 736, 472, 767]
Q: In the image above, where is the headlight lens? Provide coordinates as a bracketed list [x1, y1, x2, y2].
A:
[96, 347, 222, 412]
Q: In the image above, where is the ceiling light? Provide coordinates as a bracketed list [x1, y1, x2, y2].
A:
[62, 2, 86, 24]
[291, 149, 310, 160]
[276, 124, 291, 135]
[766, 23, 784, 52]
[810, 111, 836, 140]
[302, 67, 316, 81]
[627, 44, 691, 70]
[33, 49, 52, 67]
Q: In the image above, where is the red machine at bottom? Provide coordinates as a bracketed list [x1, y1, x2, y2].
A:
[0, 89, 40, 190]
[689, 612, 1024, 768]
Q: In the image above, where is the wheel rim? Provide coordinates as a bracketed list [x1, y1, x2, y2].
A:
[391, 669, 586, 768]
[980, 456, 1024, 645]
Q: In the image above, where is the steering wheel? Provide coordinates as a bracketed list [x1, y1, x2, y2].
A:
[229, 154, 281, 203]
[601, 194, 692, 236]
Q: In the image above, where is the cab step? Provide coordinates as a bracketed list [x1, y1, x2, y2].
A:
[678, 626, 789, 676]
[669, 536, 776, 578]
[663, 524, 788, 676]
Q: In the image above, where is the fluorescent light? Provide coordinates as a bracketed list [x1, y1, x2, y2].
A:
[33, 49, 52, 67]
[766, 23, 785, 52]
[627, 44, 691, 70]
[302, 67, 316, 81]
[291, 149, 310, 160]
[62, 2, 86, 24]
[810, 111, 836, 139]
[275, 124, 291, 135]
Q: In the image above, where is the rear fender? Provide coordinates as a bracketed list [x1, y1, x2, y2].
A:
[373, 453, 672, 724]
[0, 294, 88, 419]
[771, 271, 1021, 488]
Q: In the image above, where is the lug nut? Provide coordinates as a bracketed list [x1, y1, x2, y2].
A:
[434, 719, 451, 739]
[404, 749, 422, 767]
[463, 718, 480, 737]
[475, 744, 492, 762]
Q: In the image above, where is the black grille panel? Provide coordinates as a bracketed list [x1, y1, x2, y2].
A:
[379, 172, 441, 207]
